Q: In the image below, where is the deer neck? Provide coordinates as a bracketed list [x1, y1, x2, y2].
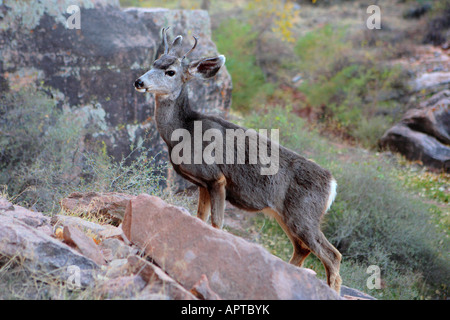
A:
[154, 84, 195, 146]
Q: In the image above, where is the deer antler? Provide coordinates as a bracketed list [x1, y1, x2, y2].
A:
[163, 26, 170, 54]
[182, 36, 198, 61]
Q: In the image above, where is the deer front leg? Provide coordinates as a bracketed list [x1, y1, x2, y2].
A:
[209, 175, 226, 229]
[197, 186, 211, 222]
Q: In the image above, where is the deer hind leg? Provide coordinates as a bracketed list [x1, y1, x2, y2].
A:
[290, 240, 312, 267]
[279, 203, 342, 293]
[209, 175, 226, 229]
[297, 227, 342, 293]
[263, 208, 311, 267]
[197, 186, 211, 222]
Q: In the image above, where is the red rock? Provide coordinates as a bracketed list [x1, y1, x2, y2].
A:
[122, 194, 341, 300]
[0, 215, 98, 286]
[190, 274, 221, 300]
[63, 225, 106, 265]
[1, 201, 52, 236]
[127, 255, 197, 300]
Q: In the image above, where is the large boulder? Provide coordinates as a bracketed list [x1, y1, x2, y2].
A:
[379, 90, 450, 172]
[402, 90, 450, 145]
[0, 0, 232, 183]
[122, 194, 342, 300]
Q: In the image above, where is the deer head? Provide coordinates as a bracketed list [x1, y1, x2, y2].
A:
[134, 27, 226, 100]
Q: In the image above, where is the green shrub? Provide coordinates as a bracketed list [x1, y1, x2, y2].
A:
[80, 143, 194, 210]
[294, 24, 409, 145]
[351, 116, 391, 149]
[0, 88, 84, 211]
[325, 159, 449, 289]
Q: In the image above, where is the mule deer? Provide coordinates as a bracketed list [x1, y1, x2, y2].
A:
[134, 28, 342, 293]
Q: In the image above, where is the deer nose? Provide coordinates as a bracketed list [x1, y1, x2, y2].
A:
[134, 79, 144, 89]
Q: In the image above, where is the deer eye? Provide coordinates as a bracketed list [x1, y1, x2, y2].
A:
[165, 70, 176, 77]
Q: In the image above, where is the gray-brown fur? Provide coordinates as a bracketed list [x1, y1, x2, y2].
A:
[134, 29, 342, 293]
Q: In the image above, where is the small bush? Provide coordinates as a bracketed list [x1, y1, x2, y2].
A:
[352, 116, 391, 149]
[80, 144, 193, 210]
[0, 88, 84, 211]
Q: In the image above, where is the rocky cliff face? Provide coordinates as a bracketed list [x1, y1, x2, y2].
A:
[0, 0, 232, 181]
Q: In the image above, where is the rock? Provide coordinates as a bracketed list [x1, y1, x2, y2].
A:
[0, 1, 232, 187]
[0, 214, 98, 287]
[122, 194, 342, 300]
[403, 3, 431, 19]
[96, 275, 147, 299]
[379, 123, 450, 172]
[0, 197, 14, 211]
[190, 274, 221, 300]
[340, 285, 376, 300]
[102, 258, 130, 279]
[60, 192, 136, 222]
[135, 292, 171, 300]
[99, 238, 138, 261]
[1, 203, 52, 236]
[98, 225, 124, 239]
[379, 90, 450, 172]
[411, 72, 450, 93]
[63, 225, 107, 266]
[402, 90, 450, 145]
[127, 255, 198, 300]
[52, 214, 107, 236]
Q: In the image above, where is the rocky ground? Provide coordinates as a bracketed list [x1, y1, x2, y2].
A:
[0, 193, 374, 300]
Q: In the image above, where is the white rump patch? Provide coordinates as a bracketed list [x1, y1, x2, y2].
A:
[325, 178, 337, 212]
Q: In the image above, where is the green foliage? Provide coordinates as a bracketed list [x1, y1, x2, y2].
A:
[0, 88, 84, 211]
[325, 159, 449, 291]
[295, 24, 350, 79]
[81, 146, 166, 195]
[213, 19, 274, 113]
[294, 24, 409, 146]
[1, 89, 60, 170]
[351, 116, 391, 149]
[242, 104, 330, 156]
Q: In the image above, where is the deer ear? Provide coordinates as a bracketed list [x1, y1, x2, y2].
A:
[168, 35, 183, 56]
[188, 55, 226, 80]
[171, 35, 183, 48]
